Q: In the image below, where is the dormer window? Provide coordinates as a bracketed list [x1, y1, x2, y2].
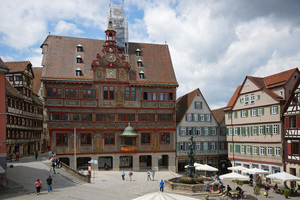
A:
[76, 55, 83, 63]
[137, 59, 142, 67]
[136, 49, 141, 56]
[77, 44, 83, 52]
[139, 71, 144, 79]
[76, 67, 83, 76]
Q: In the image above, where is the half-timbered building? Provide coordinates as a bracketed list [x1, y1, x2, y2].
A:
[282, 75, 300, 182]
[4, 61, 44, 157]
[225, 68, 299, 173]
[40, 19, 178, 171]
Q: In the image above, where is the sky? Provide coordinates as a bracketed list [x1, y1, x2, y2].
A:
[1, 0, 300, 109]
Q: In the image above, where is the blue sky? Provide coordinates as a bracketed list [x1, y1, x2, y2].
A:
[1, 0, 300, 109]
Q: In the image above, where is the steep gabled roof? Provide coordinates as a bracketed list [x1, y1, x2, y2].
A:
[0, 57, 9, 71]
[41, 35, 178, 86]
[225, 68, 299, 111]
[5, 79, 23, 99]
[211, 107, 225, 124]
[281, 75, 300, 117]
[32, 67, 43, 95]
[5, 61, 31, 73]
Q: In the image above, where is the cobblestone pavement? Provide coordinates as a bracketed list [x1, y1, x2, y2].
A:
[1, 153, 299, 200]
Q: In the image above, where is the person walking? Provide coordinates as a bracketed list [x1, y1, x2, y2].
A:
[147, 170, 151, 181]
[129, 169, 133, 181]
[46, 175, 53, 192]
[152, 171, 155, 181]
[35, 150, 38, 159]
[159, 180, 164, 192]
[265, 183, 270, 198]
[15, 151, 19, 161]
[35, 179, 42, 195]
[121, 170, 125, 180]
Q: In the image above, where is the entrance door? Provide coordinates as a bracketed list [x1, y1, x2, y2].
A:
[120, 156, 133, 168]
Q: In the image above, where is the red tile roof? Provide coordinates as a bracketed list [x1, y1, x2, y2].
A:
[41, 35, 178, 86]
[32, 67, 43, 94]
[264, 68, 298, 88]
[5, 79, 23, 99]
[5, 61, 31, 73]
[225, 85, 242, 111]
[211, 107, 225, 124]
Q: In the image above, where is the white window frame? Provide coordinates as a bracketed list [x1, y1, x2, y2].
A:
[204, 128, 208, 136]
[196, 128, 201, 136]
[271, 105, 277, 115]
[195, 101, 202, 109]
[246, 145, 251, 154]
[260, 146, 265, 155]
[181, 128, 186, 136]
[211, 128, 216, 135]
[242, 110, 247, 118]
[275, 147, 280, 156]
[194, 114, 198, 121]
[180, 142, 184, 151]
[240, 98, 244, 103]
[267, 146, 272, 155]
[259, 125, 264, 135]
[200, 114, 204, 121]
[253, 146, 257, 155]
[211, 142, 216, 150]
[188, 128, 193, 135]
[245, 127, 248, 135]
[252, 109, 256, 116]
[195, 142, 200, 150]
[273, 124, 278, 134]
[253, 126, 257, 135]
[187, 114, 192, 121]
[203, 142, 208, 150]
[241, 145, 245, 154]
[244, 95, 249, 105]
[250, 93, 255, 104]
[228, 127, 232, 135]
[258, 108, 263, 116]
[206, 114, 210, 121]
[266, 125, 270, 134]
[280, 91, 283, 97]
[234, 127, 238, 135]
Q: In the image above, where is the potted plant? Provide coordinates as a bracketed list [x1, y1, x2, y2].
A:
[253, 186, 260, 199]
[284, 189, 289, 199]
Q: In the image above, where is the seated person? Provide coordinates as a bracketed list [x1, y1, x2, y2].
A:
[205, 184, 210, 192]
[236, 186, 244, 195]
[226, 185, 232, 195]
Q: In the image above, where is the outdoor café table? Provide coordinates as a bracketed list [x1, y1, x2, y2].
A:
[229, 190, 239, 199]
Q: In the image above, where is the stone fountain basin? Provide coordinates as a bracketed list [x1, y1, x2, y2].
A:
[165, 177, 216, 193]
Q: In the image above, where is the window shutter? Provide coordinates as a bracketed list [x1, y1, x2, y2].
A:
[264, 146, 267, 155]
[191, 114, 194, 121]
[237, 127, 240, 135]
[226, 128, 229, 135]
[198, 114, 200, 121]
[201, 142, 204, 150]
[280, 147, 283, 156]
[270, 106, 272, 114]
[186, 127, 189, 135]
[240, 111, 242, 118]
[262, 107, 264, 115]
[208, 142, 211, 150]
[250, 146, 253, 155]
[263, 125, 266, 134]
[201, 127, 204, 135]
[257, 146, 260, 155]
[244, 146, 246, 154]
[208, 127, 211, 135]
[191, 127, 194, 135]
[185, 114, 188, 121]
[246, 109, 248, 117]
[285, 117, 289, 129]
[270, 125, 273, 134]
[251, 126, 253, 135]
[230, 144, 233, 152]
[287, 142, 292, 155]
[272, 147, 275, 156]
[193, 142, 196, 150]
[297, 115, 300, 128]
[179, 127, 181, 136]
[276, 105, 279, 114]
[215, 127, 218, 135]
[178, 142, 181, 151]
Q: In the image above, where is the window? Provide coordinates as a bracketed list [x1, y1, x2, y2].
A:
[65, 88, 79, 98]
[74, 113, 82, 121]
[235, 144, 240, 153]
[82, 89, 96, 99]
[211, 128, 216, 135]
[205, 114, 210, 121]
[259, 125, 264, 135]
[203, 142, 208, 150]
[196, 128, 201, 136]
[47, 88, 62, 97]
[267, 146, 272, 155]
[137, 59, 142, 67]
[158, 92, 173, 101]
[104, 133, 115, 145]
[256, 94, 260, 100]
[289, 116, 296, 128]
[266, 125, 270, 134]
[194, 114, 198, 121]
[138, 114, 155, 121]
[241, 145, 245, 153]
[125, 87, 136, 101]
[275, 147, 280, 156]
[253, 126, 257, 135]
[81, 133, 91, 145]
[195, 101, 202, 109]
[200, 114, 204, 121]
[271, 105, 278, 115]
[234, 127, 238, 135]
[253, 146, 257, 155]
[242, 110, 247, 118]
[196, 142, 200, 150]
[76, 55, 83, 63]
[252, 109, 257, 116]
[221, 128, 226, 136]
[118, 114, 135, 122]
[234, 111, 238, 118]
[188, 128, 193, 135]
[141, 133, 151, 144]
[160, 132, 170, 144]
[279, 91, 283, 97]
[246, 145, 251, 154]
[240, 98, 244, 103]
[258, 107, 263, 116]
[82, 114, 92, 122]
[104, 86, 114, 100]
[292, 142, 299, 155]
[204, 128, 208, 135]
[186, 114, 192, 121]
[179, 142, 185, 151]
[56, 133, 68, 146]
[228, 127, 232, 135]
[95, 114, 115, 122]
[139, 71, 144, 79]
[244, 95, 249, 105]
[50, 112, 70, 121]
[250, 94, 255, 104]
[259, 146, 265, 155]
[273, 124, 278, 134]
[136, 49, 141, 56]
[77, 44, 83, 52]
[142, 92, 157, 101]
[181, 128, 186, 136]
[211, 142, 216, 150]
[158, 114, 173, 122]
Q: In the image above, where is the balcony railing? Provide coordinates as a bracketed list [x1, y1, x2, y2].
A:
[121, 145, 137, 152]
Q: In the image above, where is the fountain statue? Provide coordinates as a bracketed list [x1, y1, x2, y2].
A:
[186, 135, 196, 178]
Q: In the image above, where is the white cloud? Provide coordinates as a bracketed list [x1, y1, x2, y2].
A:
[53, 20, 83, 36]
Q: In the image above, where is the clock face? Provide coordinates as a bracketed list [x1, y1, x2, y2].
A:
[106, 69, 116, 79]
[106, 53, 116, 62]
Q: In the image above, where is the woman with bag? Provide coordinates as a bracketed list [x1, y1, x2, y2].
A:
[35, 179, 42, 195]
[265, 183, 270, 198]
